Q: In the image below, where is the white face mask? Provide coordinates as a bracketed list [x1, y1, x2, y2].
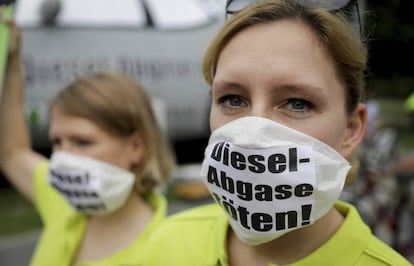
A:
[48, 151, 135, 215]
[201, 117, 350, 246]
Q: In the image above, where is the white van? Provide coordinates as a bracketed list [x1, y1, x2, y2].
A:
[7, 0, 225, 159]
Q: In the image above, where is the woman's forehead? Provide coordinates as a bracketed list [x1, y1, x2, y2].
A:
[212, 20, 345, 103]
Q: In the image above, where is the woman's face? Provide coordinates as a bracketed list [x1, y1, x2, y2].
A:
[210, 20, 366, 158]
[49, 107, 143, 170]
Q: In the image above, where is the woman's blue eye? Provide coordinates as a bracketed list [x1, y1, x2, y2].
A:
[220, 95, 244, 107]
[75, 139, 92, 146]
[286, 98, 313, 111]
[50, 138, 61, 147]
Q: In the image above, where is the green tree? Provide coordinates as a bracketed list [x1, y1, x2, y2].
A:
[365, 0, 414, 98]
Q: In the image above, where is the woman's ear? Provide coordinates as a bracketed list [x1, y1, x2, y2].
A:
[129, 131, 146, 167]
[340, 103, 367, 159]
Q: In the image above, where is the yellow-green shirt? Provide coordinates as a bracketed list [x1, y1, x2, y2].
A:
[30, 161, 167, 266]
[144, 201, 412, 266]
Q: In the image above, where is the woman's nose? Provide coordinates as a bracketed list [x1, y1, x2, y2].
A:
[55, 140, 74, 153]
[250, 103, 272, 120]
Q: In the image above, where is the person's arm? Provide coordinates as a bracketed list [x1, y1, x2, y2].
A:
[395, 154, 414, 173]
[0, 14, 46, 203]
[384, 153, 414, 177]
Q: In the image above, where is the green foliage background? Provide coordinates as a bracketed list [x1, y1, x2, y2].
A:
[364, 1, 414, 98]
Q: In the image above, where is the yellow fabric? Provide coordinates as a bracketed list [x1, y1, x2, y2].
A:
[405, 92, 414, 111]
[30, 161, 167, 266]
[0, 5, 14, 89]
[144, 201, 412, 266]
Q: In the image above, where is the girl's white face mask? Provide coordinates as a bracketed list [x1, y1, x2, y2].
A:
[201, 117, 350, 246]
[48, 151, 135, 215]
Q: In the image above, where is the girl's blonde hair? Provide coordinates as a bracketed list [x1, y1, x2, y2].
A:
[50, 71, 175, 195]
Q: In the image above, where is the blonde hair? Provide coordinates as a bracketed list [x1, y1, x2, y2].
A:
[50, 71, 175, 195]
[203, 0, 367, 114]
